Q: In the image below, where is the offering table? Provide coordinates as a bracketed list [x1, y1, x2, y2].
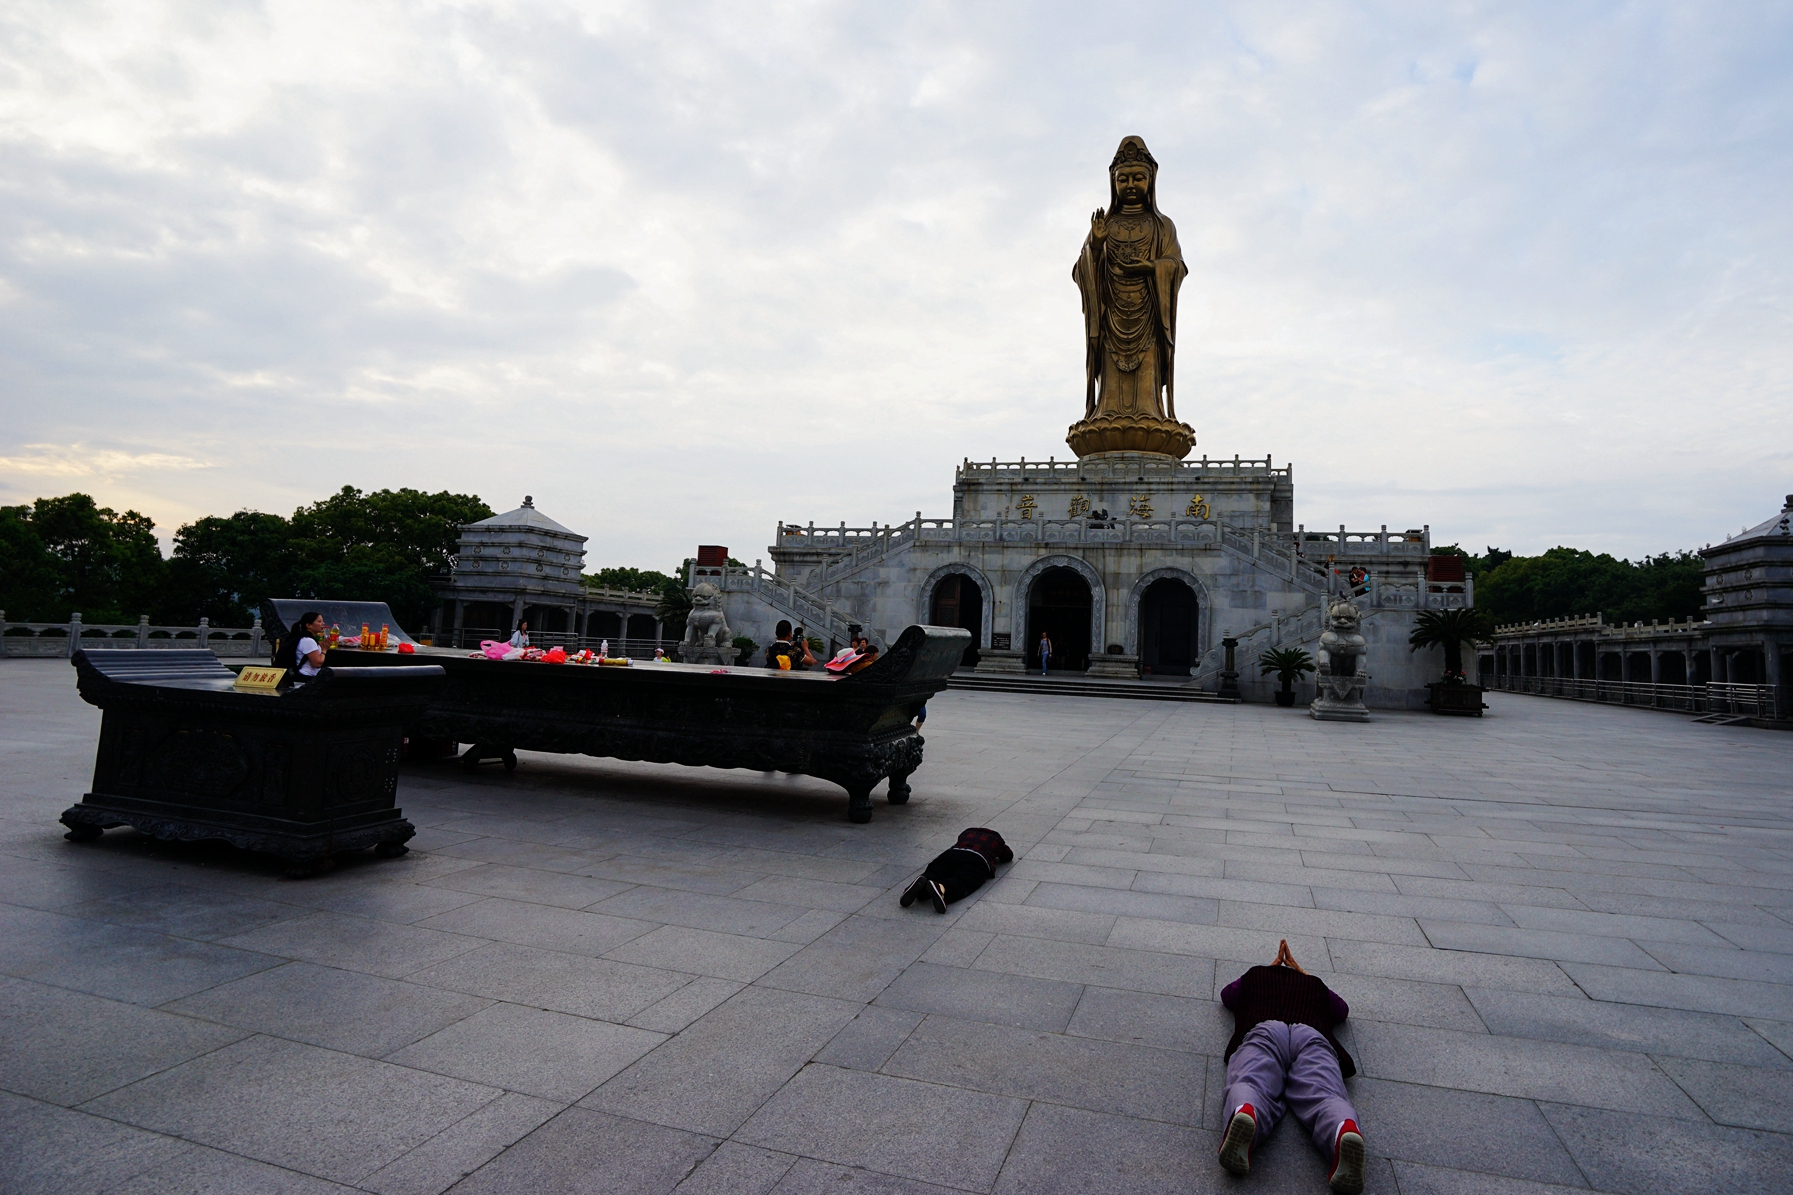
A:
[331, 623, 970, 823]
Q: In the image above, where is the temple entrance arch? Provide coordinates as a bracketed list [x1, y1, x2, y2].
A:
[925, 567, 986, 667]
[1027, 567, 1094, 672]
[1138, 577, 1198, 676]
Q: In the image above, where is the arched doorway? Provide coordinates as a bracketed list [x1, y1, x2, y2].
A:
[929, 574, 983, 668]
[1139, 577, 1197, 676]
[1027, 566, 1092, 672]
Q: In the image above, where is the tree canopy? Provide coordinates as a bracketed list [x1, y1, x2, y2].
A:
[4, 487, 491, 630]
[1434, 544, 1705, 627]
[0, 495, 164, 623]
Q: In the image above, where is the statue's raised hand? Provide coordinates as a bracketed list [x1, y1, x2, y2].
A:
[1090, 209, 1107, 242]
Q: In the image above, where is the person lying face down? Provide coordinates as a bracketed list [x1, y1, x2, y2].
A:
[1217, 941, 1365, 1195]
[899, 827, 1012, 913]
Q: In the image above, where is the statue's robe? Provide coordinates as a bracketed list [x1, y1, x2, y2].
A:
[1073, 211, 1188, 421]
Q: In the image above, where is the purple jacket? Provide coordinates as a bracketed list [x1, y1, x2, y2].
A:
[1222, 974, 1350, 1023]
[1221, 965, 1355, 1077]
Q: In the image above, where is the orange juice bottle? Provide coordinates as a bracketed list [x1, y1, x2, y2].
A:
[361, 623, 370, 649]
[380, 624, 390, 651]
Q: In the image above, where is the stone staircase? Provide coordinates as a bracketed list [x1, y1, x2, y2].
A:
[694, 562, 870, 650]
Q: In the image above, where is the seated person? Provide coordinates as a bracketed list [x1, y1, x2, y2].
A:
[1218, 941, 1364, 1194]
[827, 632, 881, 674]
[900, 827, 1012, 913]
[279, 611, 327, 681]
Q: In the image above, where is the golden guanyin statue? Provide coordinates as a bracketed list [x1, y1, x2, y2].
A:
[1068, 136, 1197, 459]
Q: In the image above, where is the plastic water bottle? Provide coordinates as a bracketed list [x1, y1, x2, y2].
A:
[600, 638, 609, 658]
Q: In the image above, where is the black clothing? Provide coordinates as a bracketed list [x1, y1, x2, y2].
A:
[1222, 965, 1356, 1078]
[916, 828, 1014, 903]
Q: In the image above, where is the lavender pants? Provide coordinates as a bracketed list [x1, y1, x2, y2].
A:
[1222, 1021, 1357, 1156]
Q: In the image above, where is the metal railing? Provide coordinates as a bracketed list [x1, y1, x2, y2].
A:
[1488, 674, 1779, 718]
[1, 612, 264, 658]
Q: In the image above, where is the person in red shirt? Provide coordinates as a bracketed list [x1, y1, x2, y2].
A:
[1218, 941, 1365, 1194]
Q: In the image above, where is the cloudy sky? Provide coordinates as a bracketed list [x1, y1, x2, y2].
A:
[2, 1, 1789, 571]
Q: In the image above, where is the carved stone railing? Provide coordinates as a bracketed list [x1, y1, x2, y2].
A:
[1, 612, 264, 658]
[1494, 614, 1712, 642]
[952, 454, 1292, 482]
[579, 584, 662, 606]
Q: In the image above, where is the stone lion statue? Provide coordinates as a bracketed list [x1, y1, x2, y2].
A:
[1311, 597, 1371, 722]
[1315, 598, 1367, 681]
[681, 582, 731, 651]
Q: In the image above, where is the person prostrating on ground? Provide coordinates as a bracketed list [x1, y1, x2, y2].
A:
[899, 827, 1012, 913]
[1217, 940, 1365, 1194]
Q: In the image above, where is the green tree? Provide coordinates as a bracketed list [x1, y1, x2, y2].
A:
[585, 566, 676, 593]
[288, 486, 492, 576]
[1473, 547, 1704, 627]
[0, 494, 166, 622]
[1258, 647, 1316, 696]
[1409, 608, 1495, 680]
[160, 511, 298, 625]
[282, 488, 491, 630]
[0, 505, 61, 620]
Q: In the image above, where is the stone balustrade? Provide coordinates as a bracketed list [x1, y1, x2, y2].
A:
[951, 454, 1292, 481]
[1, 612, 265, 658]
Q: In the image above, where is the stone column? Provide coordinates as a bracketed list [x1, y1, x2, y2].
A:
[67, 612, 82, 659]
[137, 614, 149, 649]
[1764, 642, 1783, 719]
[452, 600, 465, 649]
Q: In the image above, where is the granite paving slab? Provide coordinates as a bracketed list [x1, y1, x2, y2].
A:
[79, 1035, 500, 1184]
[5, 665, 1793, 1192]
[0, 975, 248, 1105]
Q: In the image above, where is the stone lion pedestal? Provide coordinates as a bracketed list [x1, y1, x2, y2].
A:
[1310, 597, 1372, 722]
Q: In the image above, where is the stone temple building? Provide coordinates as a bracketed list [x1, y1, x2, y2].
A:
[703, 136, 1485, 708]
[429, 496, 663, 649]
[707, 449, 1465, 709]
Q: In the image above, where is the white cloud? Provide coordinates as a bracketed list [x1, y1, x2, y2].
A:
[0, 443, 212, 478]
[1, 0, 1789, 565]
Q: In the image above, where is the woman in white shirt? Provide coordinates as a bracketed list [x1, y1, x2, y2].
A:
[281, 611, 327, 679]
[509, 620, 530, 649]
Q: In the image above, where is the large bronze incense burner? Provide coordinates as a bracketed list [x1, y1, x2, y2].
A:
[337, 623, 970, 822]
[62, 649, 444, 875]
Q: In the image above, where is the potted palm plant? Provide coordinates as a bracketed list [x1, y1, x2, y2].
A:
[1408, 608, 1493, 716]
[1258, 647, 1315, 707]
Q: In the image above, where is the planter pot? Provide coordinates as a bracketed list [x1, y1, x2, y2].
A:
[1426, 682, 1487, 716]
[1274, 690, 1296, 707]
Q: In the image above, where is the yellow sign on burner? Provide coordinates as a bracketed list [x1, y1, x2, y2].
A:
[235, 666, 286, 691]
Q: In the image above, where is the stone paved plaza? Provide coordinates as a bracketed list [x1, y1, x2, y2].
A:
[4, 658, 1793, 1194]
